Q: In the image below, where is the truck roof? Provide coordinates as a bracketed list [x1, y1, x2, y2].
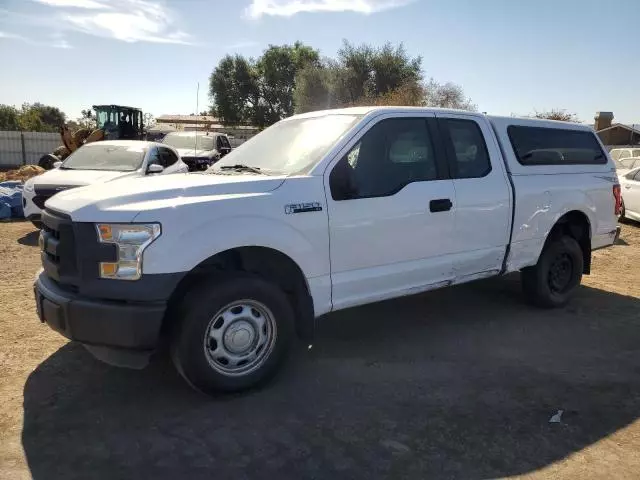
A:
[165, 131, 226, 137]
[290, 106, 593, 131]
[84, 140, 159, 148]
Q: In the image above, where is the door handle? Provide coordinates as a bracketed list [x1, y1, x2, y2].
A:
[625, 185, 631, 189]
[430, 198, 453, 212]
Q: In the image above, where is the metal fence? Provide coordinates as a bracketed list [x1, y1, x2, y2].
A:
[0, 131, 60, 168]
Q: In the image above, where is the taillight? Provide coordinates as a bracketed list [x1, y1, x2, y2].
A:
[613, 184, 622, 215]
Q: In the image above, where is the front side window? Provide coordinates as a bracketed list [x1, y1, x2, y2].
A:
[330, 118, 438, 200]
[441, 119, 491, 178]
[147, 148, 161, 166]
[508, 126, 606, 165]
[158, 147, 178, 167]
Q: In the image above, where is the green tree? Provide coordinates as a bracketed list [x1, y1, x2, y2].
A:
[256, 42, 321, 126]
[533, 109, 579, 122]
[78, 108, 96, 129]
[16, 103, 66, 132]
[209, 42, 319, 128]
[0, 105, 20, 130]
[210, 54, 259, 126]
[423, 79, 476, 110]
[294, 42, 475, 113]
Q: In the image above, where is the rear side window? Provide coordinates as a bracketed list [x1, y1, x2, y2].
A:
[508, 126, 606, 165]
[440, 119, 491, 178]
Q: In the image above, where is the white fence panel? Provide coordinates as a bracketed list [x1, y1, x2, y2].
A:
[22, 132, 60, 165]
[0, 131, 23, 167]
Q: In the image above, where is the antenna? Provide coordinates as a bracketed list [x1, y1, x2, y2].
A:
[195, 82, 199, 152]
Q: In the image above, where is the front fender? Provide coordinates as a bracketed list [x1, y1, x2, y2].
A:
[141, 215, 328, 280]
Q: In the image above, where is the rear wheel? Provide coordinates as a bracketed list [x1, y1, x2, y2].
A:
[171, 274, 295, 394]
[619, 199, 627, 223]
[521, 235, 584, 308]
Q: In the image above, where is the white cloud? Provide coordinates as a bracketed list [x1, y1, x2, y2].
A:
[0, 30, 73, 48]
[31, 0, 109, 8]
[245, 0, 414, 18]
[226, 40, 259, 49]
[28, 0, 193, 44]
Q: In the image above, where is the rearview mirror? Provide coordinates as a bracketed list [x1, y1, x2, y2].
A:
[53, 161, 63, 169]
[147, 164, 164, 174]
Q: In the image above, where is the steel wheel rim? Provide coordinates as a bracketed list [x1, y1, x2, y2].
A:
[548, 253, 573, 293]
[203, 299, 277, 377]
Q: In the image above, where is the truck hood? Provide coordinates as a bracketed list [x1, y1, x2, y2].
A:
[175, 148, 213, 158]
[33, 168, 138, 187]
[45, 172, 287, 222]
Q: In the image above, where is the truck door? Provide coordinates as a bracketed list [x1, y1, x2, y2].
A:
[325, 114, 457, 311]
[434, 113, 512, 280]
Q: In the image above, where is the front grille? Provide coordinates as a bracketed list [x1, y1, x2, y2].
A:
[40, 209, 78, 284]
[33, 186, 77, 210]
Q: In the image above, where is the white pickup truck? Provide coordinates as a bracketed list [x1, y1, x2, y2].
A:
[34, 107, 621, 394]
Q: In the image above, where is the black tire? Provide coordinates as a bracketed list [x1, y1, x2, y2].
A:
[619, 199, 627, 223]
[30, 220, 43, 229]
[521, 235, 584, 308]
[171, 274, 295, 394]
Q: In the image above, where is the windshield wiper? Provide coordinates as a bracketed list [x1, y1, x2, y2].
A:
[218, 164, 263, 174]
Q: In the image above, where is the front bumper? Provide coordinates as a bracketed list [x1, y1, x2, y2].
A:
[34, 270, 166, 367]
[22, 189, 42, 219]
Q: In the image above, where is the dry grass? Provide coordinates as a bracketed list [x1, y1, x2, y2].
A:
[0, 166, 45, 183]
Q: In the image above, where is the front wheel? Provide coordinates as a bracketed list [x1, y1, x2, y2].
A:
[521, 235, 584, 308]
[171, 274, 295, 394]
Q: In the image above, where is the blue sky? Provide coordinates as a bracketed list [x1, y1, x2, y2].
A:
[1, 0, 639, 125]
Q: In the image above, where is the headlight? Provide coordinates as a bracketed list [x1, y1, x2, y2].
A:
[96, 223, 161, 280]
[24, 180, 35, 193]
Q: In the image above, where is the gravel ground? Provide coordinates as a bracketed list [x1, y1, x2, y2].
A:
[1, 220, 639, 479]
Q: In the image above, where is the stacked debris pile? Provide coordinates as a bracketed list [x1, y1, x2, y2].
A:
[0, 165, 45, 182]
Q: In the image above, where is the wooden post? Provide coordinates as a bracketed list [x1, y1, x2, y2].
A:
[20, 132, 26, 166]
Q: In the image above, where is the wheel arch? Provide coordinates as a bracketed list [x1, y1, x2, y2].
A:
[163, 246, 315, 342]
[544, 210, 592, 274]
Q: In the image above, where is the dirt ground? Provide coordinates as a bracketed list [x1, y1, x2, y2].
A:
[0, 221, 639, 479]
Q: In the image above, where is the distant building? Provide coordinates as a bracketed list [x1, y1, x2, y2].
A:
[155, 115, 259, 145]
[593, 112, 640, 148]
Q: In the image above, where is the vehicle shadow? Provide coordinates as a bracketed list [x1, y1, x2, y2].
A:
[18, 230, 39, 247]
[22, 276, 640, 479]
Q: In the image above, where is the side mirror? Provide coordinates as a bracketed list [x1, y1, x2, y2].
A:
[329, 159, 358, 201]
[147, 164, 164, 174]
[53, 161, 63, 169]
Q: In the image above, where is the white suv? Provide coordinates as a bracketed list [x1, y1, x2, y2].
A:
[23, 140, 187, 228]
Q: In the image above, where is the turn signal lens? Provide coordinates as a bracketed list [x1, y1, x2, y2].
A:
[100, 263, 118, 277]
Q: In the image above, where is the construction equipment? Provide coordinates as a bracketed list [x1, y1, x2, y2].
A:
[38, 105, 145, 170]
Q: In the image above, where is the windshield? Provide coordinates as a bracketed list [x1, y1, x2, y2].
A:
[616, 158, 639, 170]
[212, 114, 362, 175]
[61, 144, 146, 171]
[163, 134, 215, 151]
